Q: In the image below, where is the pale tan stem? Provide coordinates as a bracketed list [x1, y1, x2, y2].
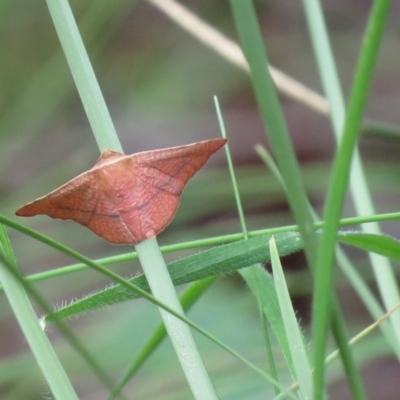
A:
[148, 0, 329, 115]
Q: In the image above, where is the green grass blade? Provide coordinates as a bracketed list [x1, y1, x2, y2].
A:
[335, 250, 400, 358]
[259, 300, 280, 397]
[256, 117, 365, 397]
[303, 0, 400, 381]
[240, 265, 294, 376]
[215, 95, 283, 389]
[1, 223, 131, 398]
[229, 0, 317, 268]
[136, 238, 218, 400]
[0, 225, 79, 400]
[214, 96, 248, 238]
[311, 1, 393, 397]
[46, 231, 303, 321]
[3, 211, 400, 291]
[108, 277, 216, 400]
[3, 220, 293, 389]
[270, 237, 314, 400]
[301, 0, 344, 131]
[329, 304, 366, 400]
[0, 1, 134, 172]
[306, 0, 400, 355]
[45, 0, 122, 152]
[45, 1, 220, 397]
[256, 142, 400, 361]
[338, 232, 400, 261]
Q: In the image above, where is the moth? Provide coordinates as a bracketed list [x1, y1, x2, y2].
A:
[16, 138, 227, 244]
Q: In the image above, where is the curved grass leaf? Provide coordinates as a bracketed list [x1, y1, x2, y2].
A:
[270, 237, 313, 399]
[240, 264, 294, 378]
[338, 232, 400, 261]
[45, 231, 303, 322]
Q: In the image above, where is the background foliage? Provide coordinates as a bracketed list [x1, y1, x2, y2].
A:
[1, 1, 400, 399]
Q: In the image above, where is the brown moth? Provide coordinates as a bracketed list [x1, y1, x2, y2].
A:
[16, 138, 227, 244]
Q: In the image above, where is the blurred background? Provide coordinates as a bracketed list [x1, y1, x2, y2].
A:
[1, 1, 400, 399]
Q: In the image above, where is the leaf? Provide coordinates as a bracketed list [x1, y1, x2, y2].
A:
[338, 231, 400, 261]
[45, 231, 303, 322]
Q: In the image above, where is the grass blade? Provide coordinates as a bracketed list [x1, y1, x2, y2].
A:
[270, 237, 314, 400]
[311, 1, 393, 397]
[45, 1, 218, 397]
[0, 225, 79, 400]
[229, 0, 318, 268]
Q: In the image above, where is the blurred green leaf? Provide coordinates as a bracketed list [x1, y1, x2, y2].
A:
[338, 231, 400, 261]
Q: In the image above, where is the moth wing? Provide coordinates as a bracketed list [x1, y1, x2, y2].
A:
[132, 138, 227, 193]
[16, 139, 226, 245]
[16, 171, 135, 244]
[16, 173, 97, 221]
[119, 138, 226, 238]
